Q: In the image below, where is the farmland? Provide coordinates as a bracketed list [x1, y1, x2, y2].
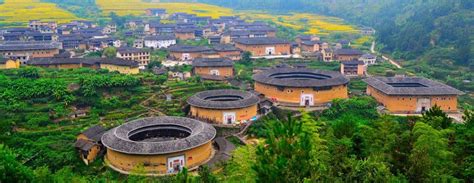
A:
[0, 0, 79, 26]
[96, 0, 233, 18]
[96, 0, 357, 36]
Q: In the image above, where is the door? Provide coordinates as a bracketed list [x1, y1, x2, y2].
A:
[300, 94, 314, 106]
[416, 98, 431, 113]
[223, 112, 236, 124]
[210, 69, 220, 76]
[265, 47, 275, 55]
[167, 155, 185, 173]
[182, 53, 190, 61]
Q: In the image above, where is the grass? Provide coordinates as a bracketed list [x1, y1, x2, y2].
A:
[0, 0, 79, 26]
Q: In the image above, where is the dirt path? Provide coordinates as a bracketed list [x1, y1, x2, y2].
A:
[371, 41, 402, 69]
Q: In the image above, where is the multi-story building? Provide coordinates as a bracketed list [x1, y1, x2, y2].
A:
[116, 47, 150, 69]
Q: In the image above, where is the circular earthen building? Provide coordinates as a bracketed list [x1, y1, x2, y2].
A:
[101, 116, 216, 175]
[187, 89, 260, 125]
[253, 68, 349, 106]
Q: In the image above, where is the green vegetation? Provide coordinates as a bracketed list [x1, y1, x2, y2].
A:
[230, 97, 474, 182]
[41, 0, 100, 18]
[0, 67, 234, 182]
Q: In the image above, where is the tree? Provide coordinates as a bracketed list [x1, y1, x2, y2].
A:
[197, 166, 217, 183]
[18, 67, 40, 79]
[408, 122, 455, 182]
[252, 115, 314, 182]
[147, 60, 162, 69]
[0, 145, 34, 182]
[222, 146, 257, 183]
[240, 51, 252, 64]
[422, 105, 453, 129]
[103, 47, 117, 58]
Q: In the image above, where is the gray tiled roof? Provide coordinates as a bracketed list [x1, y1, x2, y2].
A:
[144, 35, 176, 41]
[28, 58, 139, 67]
[168, 45, 210, 52]
[101, 116, 216, 155]
[363, 77, 464, 96]
[334, 48, 364, 55]
[0, 41, 61, 51]
[187, 89, 260, 109]
[234, 37, 290, 45]
[192, 58, 234, 67]
[253, 68, 349, 88]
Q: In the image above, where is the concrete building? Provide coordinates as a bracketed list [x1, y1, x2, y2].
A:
[144, 35, 176, 49]
[101, 117, 216, 175]
[188, 90, 260, 125]
[116, 47, 150, 69]
[359, 53, 377, 65]
[364, 77, 464, 114]
[253, 68, 349, 107]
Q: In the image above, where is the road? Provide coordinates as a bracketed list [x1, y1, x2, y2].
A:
[371, 41, 402, 69]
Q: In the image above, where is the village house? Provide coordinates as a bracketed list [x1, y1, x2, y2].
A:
[208, 35, 221, 44]
[0, 41, 62, 64]
[221, 30, 269, 44]
[360, 27, 376, 35]
[295, 35, 320, 45]
[75, 125, 107, 165]
[174, 28, 196, 40]
[145, 23, 175, 35]
[359, 53, 377, 65]
[28, 58, 140, 74]
[321, 48, 334, 62]
[334, 48, 364, 61]
[300, 40, 322, 53]
[212, 44, 242, 61]
[29, 20, 57, 32]
[144, 35, 176, 49]
[116, 47, 150, 69]
[145, 8, 168, 19]
[59, 35, 87, 50]
[192, 58, 234, 81]
[364, 77, 464, 114]
[167, 45, 211, 61]
[234, 37, 291, 57]
[0, 58, 21, 69]
[340, 60, 367, 77]
[102, 24, 117, 34]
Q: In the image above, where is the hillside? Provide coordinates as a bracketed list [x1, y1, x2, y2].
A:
[0, 0, 79, 26]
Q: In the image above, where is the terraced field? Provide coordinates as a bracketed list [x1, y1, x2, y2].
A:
[0, 0, 79, 26]
[96, 0, 233, 18]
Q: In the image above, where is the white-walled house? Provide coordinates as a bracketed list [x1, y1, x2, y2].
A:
[359, 53, 377, 65]
[144, 35, 176, 49]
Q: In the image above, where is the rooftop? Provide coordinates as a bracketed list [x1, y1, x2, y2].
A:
[253, 68, 349, 88]
[363, 77, 464, 96]
[28, 58, 139, 67]
[81, 125, 107, 142]
[187, 89, 260, 109]
[144, 35, 176, 41]
[101, 116, 216, 155]
[192, 58, 234, 67]
[234, 37, 290, 45]
[117, 47, 149, 54]
[168, 45, 210, 52]
[334, 48, 364, 55]
[0, 41, 61, 51]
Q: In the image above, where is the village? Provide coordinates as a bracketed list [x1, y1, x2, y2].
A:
[0, 7, 470, 179]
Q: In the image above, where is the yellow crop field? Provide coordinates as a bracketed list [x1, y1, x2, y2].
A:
[0, 0, 79, 25]
[96, 1, 356, 36]
[96, 0, 233, 18]
[238, 12, 357, 35]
